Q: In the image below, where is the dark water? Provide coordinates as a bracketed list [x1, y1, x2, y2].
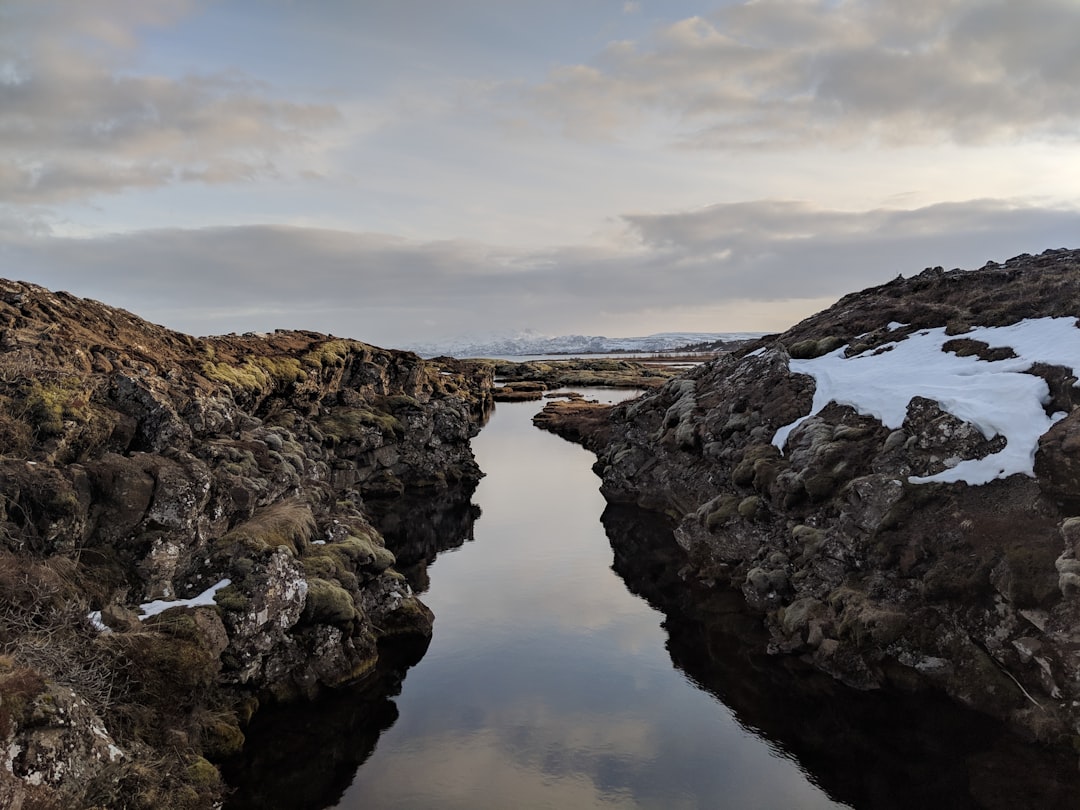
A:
[226, 391, 1080, 810]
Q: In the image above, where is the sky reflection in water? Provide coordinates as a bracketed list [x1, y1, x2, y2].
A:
[336, 391, 845, 810]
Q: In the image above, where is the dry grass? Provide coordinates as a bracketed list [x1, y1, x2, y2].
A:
[0, 552, 121, 712]
[222, 499, 317, 554]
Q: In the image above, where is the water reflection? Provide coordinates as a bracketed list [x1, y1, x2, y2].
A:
[220, 637, 428, 810]
[366, 488, 481, 593]
[602, 505, 1080, 809]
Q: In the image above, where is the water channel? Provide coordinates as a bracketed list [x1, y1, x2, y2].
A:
[227, 391, 1080, 809]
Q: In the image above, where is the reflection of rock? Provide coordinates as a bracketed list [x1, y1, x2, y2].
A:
[601, 504, 1080, 810]
[220, 637, 429, 810]
[366, 488, 480, 593]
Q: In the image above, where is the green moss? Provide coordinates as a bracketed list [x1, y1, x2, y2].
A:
[732, 444, 780, 488]
[803, 472, 837, 501]
[737, 496, 764, 519]
[789, 336, 844, 360]
[19, 377, 92, 436]
[304, 578, 357, 624]
[201, 361, 270, 393]
[254, 355, 306, 384]
[380, 394, 420, 410]
[200, 718, 245, 760]
[319, 407, 403, 441]
[325, 534, 395, 571]
[202, 355, 306, 395]
[301, 339, 363, 369]
[705, 495, 741, 530]
[186, 756, 221, 787]
[213, 583, 249, 613]
[301, 554, 339, 580]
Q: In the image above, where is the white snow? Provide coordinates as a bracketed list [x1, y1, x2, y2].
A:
[86, 611, 110, 633]
[137, 578, 232, 620]
[772, 317, 1080, 485]
[886, 321, 909, 331]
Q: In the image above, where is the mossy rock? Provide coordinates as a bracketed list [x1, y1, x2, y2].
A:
[213, 583, 249, 613]
[733, 444, 781, 487]
[738, 496, 764, 519]
[111, 630, 219, 713]
[751, 457, 779, 492]
[319, 407, 403, 442]
[789, 336, 845, 360]
[186, 756, 222, 788]
[792, 525, 827, 562]
[380, 394, 420, 411]
[19, 377, 92, 436]
[376, 595, 434, 637]
[995, 545, 1059, 608]
[201, 360, 274, 394]
[200, 717, 246, 760]
[302, 339, 362, 369]
[303, 577, 357, 624]
[324, 534, 396, 572]
[301, 553, 340, 580]
[705, 495, 741, 530]
[802, 472, 838, 502]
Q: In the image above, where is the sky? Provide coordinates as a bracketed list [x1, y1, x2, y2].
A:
[1, 0, 1079, 349]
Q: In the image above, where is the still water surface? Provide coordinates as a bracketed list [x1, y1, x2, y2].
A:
[336, 391, 846, 809]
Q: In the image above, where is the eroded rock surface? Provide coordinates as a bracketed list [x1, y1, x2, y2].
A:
[552, 248, 1080, 759]
[0, 280, 492, 808]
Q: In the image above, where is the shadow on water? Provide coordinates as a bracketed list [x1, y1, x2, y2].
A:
[220, 488, 478, 810]
[364, 487, 482, 594]
[601, 503, 1080, 810]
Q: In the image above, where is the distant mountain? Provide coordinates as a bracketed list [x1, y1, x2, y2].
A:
[404, 330, 766, 358]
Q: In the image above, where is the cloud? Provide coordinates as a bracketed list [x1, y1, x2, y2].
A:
[6, 198, 1078, 346]
[0, 1, 341, 202]
[519, 0, 1080, 148]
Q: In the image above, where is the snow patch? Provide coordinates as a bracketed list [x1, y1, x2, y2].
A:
[86, 611, 110, 633]
[772, 317, 1080, 486]
[137, 578, 232, 620]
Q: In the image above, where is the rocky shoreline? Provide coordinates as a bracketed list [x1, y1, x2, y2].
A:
[0, 280, 493, 808]
[539, 248, 1080, 762]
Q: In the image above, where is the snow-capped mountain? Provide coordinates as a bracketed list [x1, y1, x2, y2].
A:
[403, 330, 765, 358]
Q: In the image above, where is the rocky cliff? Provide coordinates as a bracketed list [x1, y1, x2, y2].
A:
[0, 280, 492, 808]
[543, 247, 1080, 760]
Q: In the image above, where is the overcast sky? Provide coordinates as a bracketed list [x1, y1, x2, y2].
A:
[2, 1, 1078, 347]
